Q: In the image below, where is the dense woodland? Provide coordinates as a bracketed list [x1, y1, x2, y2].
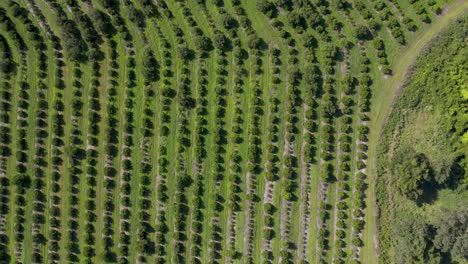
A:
[0, 0, 463, 264]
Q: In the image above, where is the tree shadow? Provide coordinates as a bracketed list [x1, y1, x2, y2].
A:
[445, 160, 465, 190]
[417, 181, 439, 205]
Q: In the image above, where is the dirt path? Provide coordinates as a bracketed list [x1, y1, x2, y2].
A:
[363, 1, 468, 262]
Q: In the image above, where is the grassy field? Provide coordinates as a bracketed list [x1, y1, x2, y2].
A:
[0, 0, 463, 264]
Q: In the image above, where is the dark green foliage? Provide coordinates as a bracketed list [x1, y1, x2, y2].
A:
[247, 35, 265, 50]
[213, 33, 231, 51]
[0, 36, 16, 74]
[178, 44, 194, 61]
[13, 175, 31, 188]
[221, 13, 238, 29]
[100, 0, 119, 10]
[142, 48, 159, 82]
[128, 6, 145, 27]
[355, 25, 372, 40]
[390, 148, 432, 201]
[287, 11, 305, 29]
[451, 233, 468, 260]
[90, 10, 115, 38]
[394, 217, 436, 263]
[256, 0, 276, 18]
[274, 0, 292, 10]
[193, 34, 212, 52]
[58, 19, 88, 61]
[302, 33, 317, 48]
[433, 208, 468, 260]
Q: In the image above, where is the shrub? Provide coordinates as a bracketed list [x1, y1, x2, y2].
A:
[142, 49, 159, 82]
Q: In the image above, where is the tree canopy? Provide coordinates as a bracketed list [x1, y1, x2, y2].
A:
[391, 147, 432, 201]
[433, 208, 468, 260]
